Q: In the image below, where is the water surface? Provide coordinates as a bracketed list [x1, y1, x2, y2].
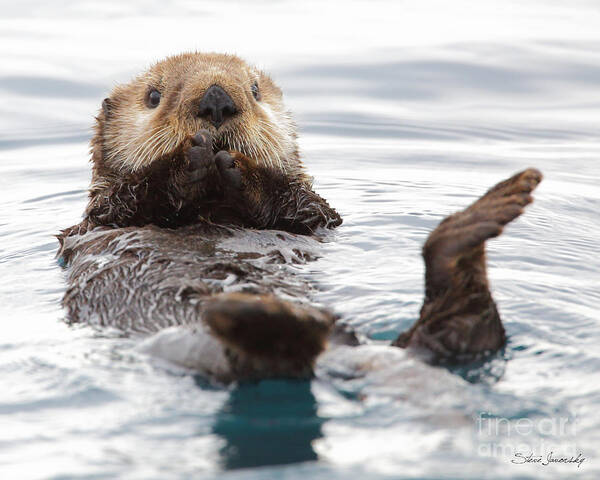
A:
[1, 1, 599, 479]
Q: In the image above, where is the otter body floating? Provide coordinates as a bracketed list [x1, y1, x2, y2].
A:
[57, 52, 542, 382]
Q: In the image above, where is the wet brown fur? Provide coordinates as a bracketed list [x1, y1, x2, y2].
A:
[57, 52, 542, 381]
[204, 293, 335, 379]
[60, 52, 341, 239]
[394, 168, 542, 361]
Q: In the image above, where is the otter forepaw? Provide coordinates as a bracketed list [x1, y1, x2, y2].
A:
[185, 130, 217, 186]
[215, 151, 242, 190]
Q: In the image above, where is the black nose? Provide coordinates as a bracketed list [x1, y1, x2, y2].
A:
[197, 85, 237, 129]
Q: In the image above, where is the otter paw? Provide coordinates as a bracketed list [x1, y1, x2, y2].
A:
[426, 168, 543, 261]
[482, 167, 543, 199]
[215, 151, 242, 190]
[203, 293, 335, 379]
[185, 130, 218, 185]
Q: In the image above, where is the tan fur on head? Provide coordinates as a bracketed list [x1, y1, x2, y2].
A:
[94, 52, 299, 176]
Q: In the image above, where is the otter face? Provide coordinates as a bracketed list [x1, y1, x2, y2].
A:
[97, 53, 298, 173]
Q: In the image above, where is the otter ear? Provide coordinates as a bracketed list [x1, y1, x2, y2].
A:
[101, 97, 112, 118]
[91, 97, 112, 166]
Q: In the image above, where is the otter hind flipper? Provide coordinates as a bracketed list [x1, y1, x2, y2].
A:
[203, 293, 335, 380]
[394, 168, 543, 362]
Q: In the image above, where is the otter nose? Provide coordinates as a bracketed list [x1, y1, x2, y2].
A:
[197, 85, 237, 129]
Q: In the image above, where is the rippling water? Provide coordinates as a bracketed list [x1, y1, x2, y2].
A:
[1, 1, 599, 479]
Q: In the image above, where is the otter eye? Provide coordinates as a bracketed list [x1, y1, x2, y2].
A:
[251, 82, 260, 101]
[146, 89, 161, 108]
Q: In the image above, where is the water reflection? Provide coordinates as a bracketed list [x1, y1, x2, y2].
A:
[211, 379, 324, 470]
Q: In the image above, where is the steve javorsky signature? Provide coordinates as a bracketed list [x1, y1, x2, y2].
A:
[512, 451, 585, 468]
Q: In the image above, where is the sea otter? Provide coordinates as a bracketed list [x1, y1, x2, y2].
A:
[58, 52, 542, 383]
[60, 52, 340, 238]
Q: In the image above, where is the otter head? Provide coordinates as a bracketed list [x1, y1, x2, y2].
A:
[94, 52, 299, 175]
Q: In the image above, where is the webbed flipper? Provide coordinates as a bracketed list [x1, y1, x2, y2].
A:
[394, 168, 543, 361]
